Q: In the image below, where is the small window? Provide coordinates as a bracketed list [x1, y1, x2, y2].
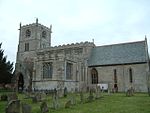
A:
[26, 29, 31, 37]
[25, 43, 29, 51]
[114, 69, 117, 83]
[66, 62, 73, 80]
[129, 68, 133, 83]
[42, 31, 46, 38]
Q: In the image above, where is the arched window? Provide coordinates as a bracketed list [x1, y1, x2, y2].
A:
[113, 69, 118, 92]
[42, 31, 46, 38]
[66, 62, 73, 80]
[129, 68, 133, 83]
[43, 62, 53, 79]
[25, 43, 29, 51]
[26, 29, 31, 37]
[91, 68, 98, 84]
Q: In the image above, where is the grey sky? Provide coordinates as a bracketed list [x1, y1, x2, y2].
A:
[0, 0, 150, 65]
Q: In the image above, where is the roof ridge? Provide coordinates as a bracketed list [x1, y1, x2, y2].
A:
[96, 40, 145, 48]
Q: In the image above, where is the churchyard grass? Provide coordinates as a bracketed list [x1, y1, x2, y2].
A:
[0, 92, 150, 113]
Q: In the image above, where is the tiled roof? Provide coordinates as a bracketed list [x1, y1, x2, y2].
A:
[88, 40, 148, 66]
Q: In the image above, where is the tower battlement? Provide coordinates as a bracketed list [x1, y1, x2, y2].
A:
[37, 41, 95, 52]
[52, 41, 95, 49]
[21, 23, 51, 31]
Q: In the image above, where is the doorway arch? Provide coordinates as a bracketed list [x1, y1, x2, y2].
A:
[91, 68, 98, 84]
[18, 73, 24, 91]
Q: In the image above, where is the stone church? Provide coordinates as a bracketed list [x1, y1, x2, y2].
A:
[15, 19, 150, 92]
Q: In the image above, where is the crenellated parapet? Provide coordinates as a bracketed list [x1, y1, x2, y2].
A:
[39, 41, 95, 51]
[21, 23, 51, 31]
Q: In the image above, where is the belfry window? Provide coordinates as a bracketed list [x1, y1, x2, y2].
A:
[43, 62, 53, 79]
[42, 31, 46, 38]
[26, 29, 31, 37]
[25, 43, 29, 51]
[91, 68, 98, 84]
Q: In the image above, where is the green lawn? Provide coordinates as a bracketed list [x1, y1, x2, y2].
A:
[0, 92, 150, 113]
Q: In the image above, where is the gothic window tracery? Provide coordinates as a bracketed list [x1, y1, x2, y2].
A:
[43, 62, 53, 78]
[66, 62, 73, 79]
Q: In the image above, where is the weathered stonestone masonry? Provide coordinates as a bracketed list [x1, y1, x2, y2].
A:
[15, 19, 150, 92]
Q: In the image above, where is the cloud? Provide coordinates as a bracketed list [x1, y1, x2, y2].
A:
[0, 0, 150, 64]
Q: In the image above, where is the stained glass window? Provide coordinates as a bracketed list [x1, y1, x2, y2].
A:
[43, 62, 53, 78]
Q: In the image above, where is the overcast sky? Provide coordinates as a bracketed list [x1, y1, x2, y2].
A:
[0, 0, 150, 66]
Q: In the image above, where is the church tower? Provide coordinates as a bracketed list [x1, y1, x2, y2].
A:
[18, 18, 52, 53]
[15, 19, 52, 91]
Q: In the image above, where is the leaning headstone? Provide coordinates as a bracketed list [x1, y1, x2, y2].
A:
[6, 100, 20, 113]
[22, 103, 32, 113]
[57, 88, 64, 98]
[40, 101, 49, 113]
[65, 100, 71, 108]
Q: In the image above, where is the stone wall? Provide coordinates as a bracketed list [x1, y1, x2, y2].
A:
[32, 41, 94, 91]
[88, 63, 149, 92]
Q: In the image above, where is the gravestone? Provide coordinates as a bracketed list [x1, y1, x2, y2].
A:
[32, 96, 37, 103]
[32, 93, 42, 103]
[87, 90, 94, 102]
[41, 92, 47, 101]
[7, 93, 18, 103]
[65, 100, 71, 108]
[22, 103, 31, 113]
[70, 94, 76, 105]
[80, 91, 84, 103]
[36, 93, 42, 101]
[126, 87, 134, 97]
[24, 92, 31, 99]
[40, 101, 49, 113]
[64, 87, 67, 97]
[95, 85, 100, 99]
[52, 90, 59, 109]
[69, 89, 76, 105]
[6, 100, 20, 113]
